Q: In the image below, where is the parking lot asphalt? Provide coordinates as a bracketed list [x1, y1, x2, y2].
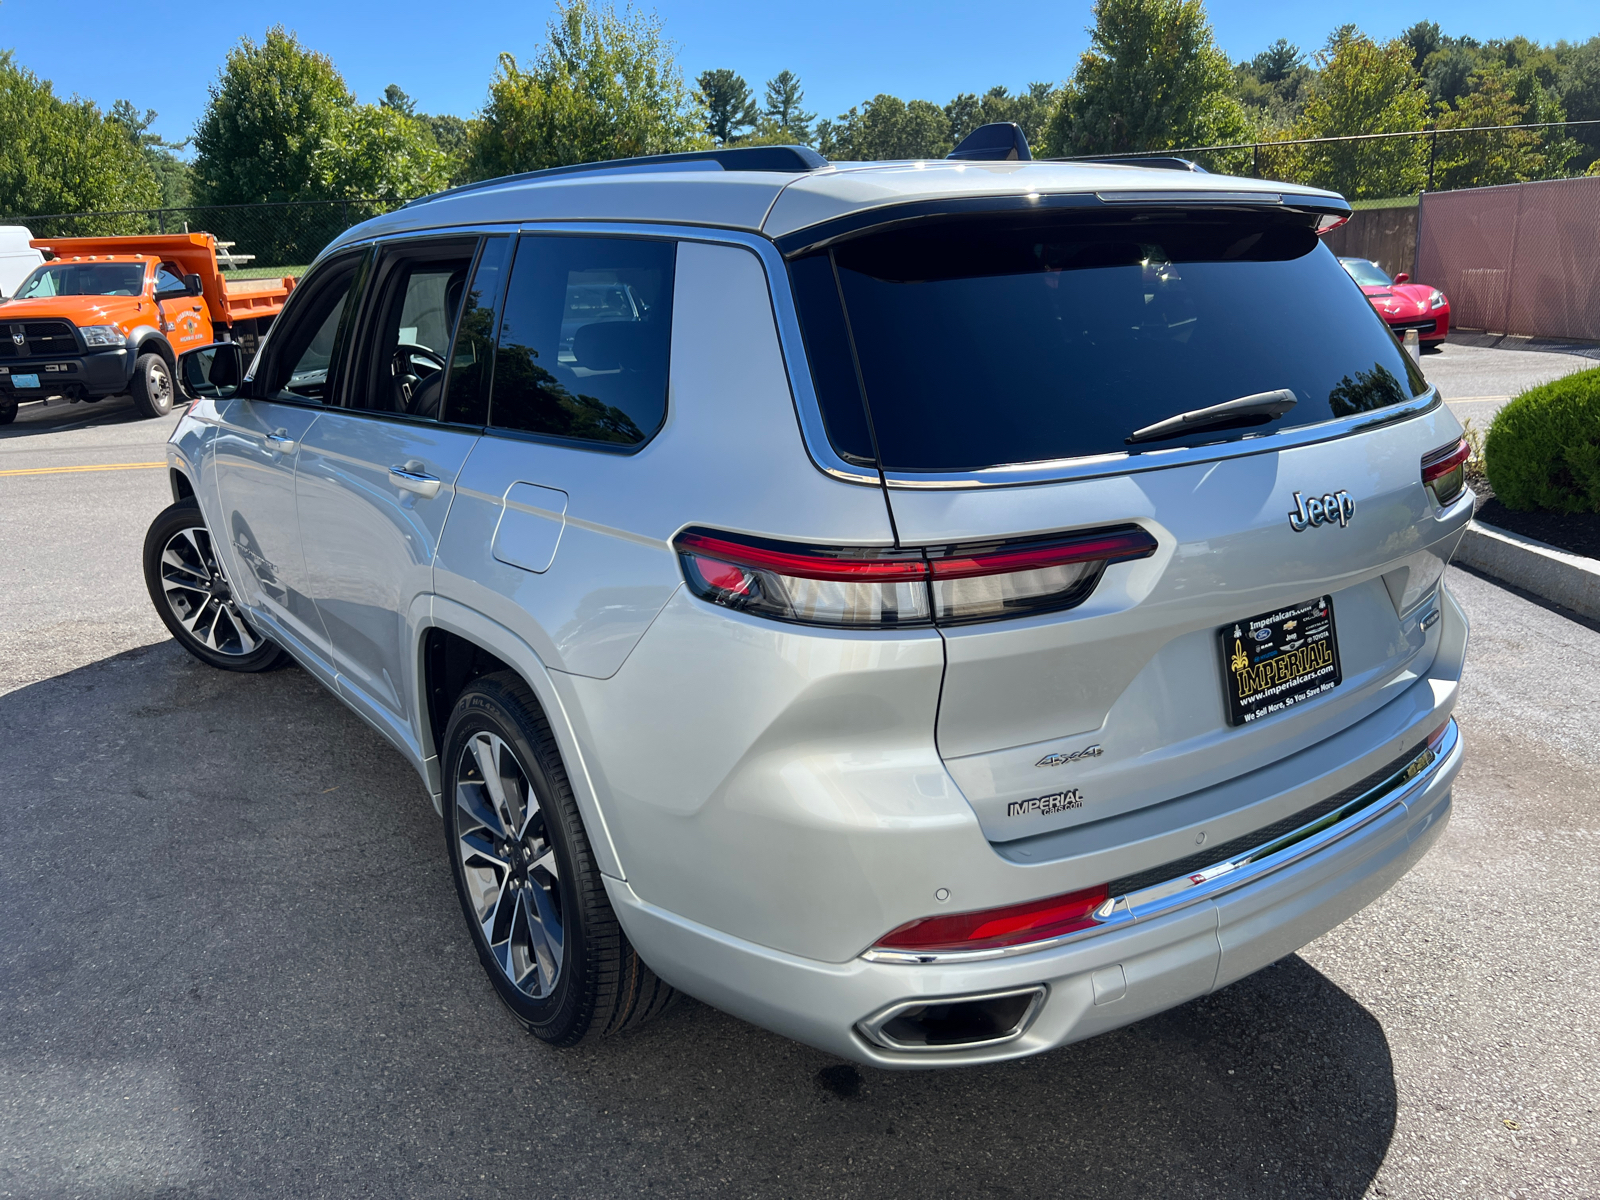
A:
[2, 370, 1597, 1199]
[1422, 339, 1597, 430]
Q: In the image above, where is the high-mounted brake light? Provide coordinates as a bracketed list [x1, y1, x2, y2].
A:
[873, 884, 1111, 953]
[674, 526, 1157, 629]
[1421, 438, 1471, 507]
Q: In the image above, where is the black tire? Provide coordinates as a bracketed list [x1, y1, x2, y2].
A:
[0, 399, 16, 425]
[142, 500, 288, 672]
[442, 671, 674, 1045]
[129, 351, 175, 418]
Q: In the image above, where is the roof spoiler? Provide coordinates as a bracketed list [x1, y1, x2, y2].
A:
[407, 144, 828, 208]
[947, 122, 1032, 162]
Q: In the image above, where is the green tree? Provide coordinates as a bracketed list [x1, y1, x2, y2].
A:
[1433, 64, 1574, 188]
[1045, 0, 1251, 166]
[0, 52, 159, 227]
[381, 84, 417, 116]
[424, 114, 476, 184]
[1234, 39, 1312, 132]
[191, 27, 351, 207]
[1291, 30, 1429, 199]
[1402, 21, 1444, 73]
[818, 94, 951, 159]
[1555, 35, 1600, 168]
[318, 103, 450, 204]
[193, 29, 450, 264]
[761, 70, 815, 143]
[697, 68, 758, 144]
[109, 99, 192, 208]
[945, 83, 1062, 151]
[1251, 38, 1306, 84]
[470, 1, 706, 178]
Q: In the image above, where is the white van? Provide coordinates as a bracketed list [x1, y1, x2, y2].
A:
[0, 227, 44, 297]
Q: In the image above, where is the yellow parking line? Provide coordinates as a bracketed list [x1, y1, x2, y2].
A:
[0, 461, 166, 477]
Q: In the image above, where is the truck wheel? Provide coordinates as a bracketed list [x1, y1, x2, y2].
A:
[0, 399, 16, 425]
[129, 352, 175, 419]
[143, 500, 287, 672]
[442, 671, 675, 1045]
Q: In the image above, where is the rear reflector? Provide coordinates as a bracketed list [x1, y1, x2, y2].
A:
[1421, 438, 1470, 507]
[675, 525, 1157, 629]
[873, 884, 1111, 953]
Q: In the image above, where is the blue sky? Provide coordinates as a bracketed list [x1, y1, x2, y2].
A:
[3, 0, 1597, 148]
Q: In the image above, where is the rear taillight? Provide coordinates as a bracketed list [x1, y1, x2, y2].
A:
[677, 531, 931, 628]
[674, 525, 1158, 629]
[1421, 438, 1470, 507]
[873, 884, 1111, 953]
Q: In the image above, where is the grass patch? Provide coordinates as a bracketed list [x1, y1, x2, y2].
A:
[1348, 196, 1420, 211]
[222, 264, 308, 280]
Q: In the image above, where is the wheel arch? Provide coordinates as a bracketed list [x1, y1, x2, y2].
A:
[416, 599, 625, 880]
[169, 467, 196, 505]
[129, 330, 176, 370]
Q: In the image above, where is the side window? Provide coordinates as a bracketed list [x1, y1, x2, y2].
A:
[489, 235, 675, 447]
[259, 254, 365, 403]
[442, 236, 510, 426]
[155, 264, 186, 293]
[349, 239, 476, 419]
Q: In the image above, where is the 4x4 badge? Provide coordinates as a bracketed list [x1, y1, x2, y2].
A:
[1288, 490, 1355, 532]
[1036, 744, 1102, 768]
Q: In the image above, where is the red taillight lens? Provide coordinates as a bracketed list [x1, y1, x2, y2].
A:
[874, 884, 1111, 953]
[677, 531, 933, 627]
[674, 526, 1157, 630]
[1421, 438, 1470, 507]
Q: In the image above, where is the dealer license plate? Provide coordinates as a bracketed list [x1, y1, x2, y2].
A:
[10, 374, 39, 389]
[1219, 596, 1342, 726]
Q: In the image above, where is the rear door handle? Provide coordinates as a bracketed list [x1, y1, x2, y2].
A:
[265, 431, 297, 454]
[389, 463, 441, 499]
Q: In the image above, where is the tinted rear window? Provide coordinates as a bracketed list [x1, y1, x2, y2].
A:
[791, 211, 1429, 472]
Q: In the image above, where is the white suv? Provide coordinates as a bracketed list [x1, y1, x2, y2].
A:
[146, 129, 1470, 1066]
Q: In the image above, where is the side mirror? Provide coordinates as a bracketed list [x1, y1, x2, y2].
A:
[1393, 272, 1410, 284]
[178, 342, 244, 402]
[184, 272, 203, 296]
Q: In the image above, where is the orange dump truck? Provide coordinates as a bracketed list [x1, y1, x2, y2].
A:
[0, 233, 296, 423]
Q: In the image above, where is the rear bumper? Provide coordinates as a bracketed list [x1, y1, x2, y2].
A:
[609, 719, 1459, 1068]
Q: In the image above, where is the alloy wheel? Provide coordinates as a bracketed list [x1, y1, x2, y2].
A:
[158, 525, 260, 656]
[454, 732, 565, 1000]
[148, 358, 173, 409]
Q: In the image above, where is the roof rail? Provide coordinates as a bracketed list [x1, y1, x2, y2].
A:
[947, 122, 1032, 162]
[407, 144, 829, 208]
[1066, 156, 1209, 173]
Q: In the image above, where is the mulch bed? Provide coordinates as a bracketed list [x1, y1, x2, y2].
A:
[1474, 496, 1600, 561]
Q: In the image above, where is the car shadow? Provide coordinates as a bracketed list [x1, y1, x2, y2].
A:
[0, 643, 1397, 1199]
[0, 392, 150, 438]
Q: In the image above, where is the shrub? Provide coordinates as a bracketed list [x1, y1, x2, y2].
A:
[1483, 366, 1600, 513]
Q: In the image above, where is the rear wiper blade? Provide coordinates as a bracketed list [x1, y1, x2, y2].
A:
[1126, 389, 1298, 445]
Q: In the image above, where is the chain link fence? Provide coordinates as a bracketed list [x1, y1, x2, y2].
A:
[1065, 119, 1600, 199]
[1417, 175, 1600, 342]
[1, 198, 408, 277]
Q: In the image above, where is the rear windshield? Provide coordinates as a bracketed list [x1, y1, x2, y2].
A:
[790, 211, 1429, 472]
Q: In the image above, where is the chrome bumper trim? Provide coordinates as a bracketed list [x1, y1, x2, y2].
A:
[855, 985, 1048, 1053]
[862, 718, 1458, 965]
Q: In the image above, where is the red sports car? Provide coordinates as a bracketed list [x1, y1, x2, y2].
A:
[1339, 257, 1450, 348]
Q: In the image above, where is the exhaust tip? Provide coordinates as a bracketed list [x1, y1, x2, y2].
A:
[858, 985, 1046, 1052]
